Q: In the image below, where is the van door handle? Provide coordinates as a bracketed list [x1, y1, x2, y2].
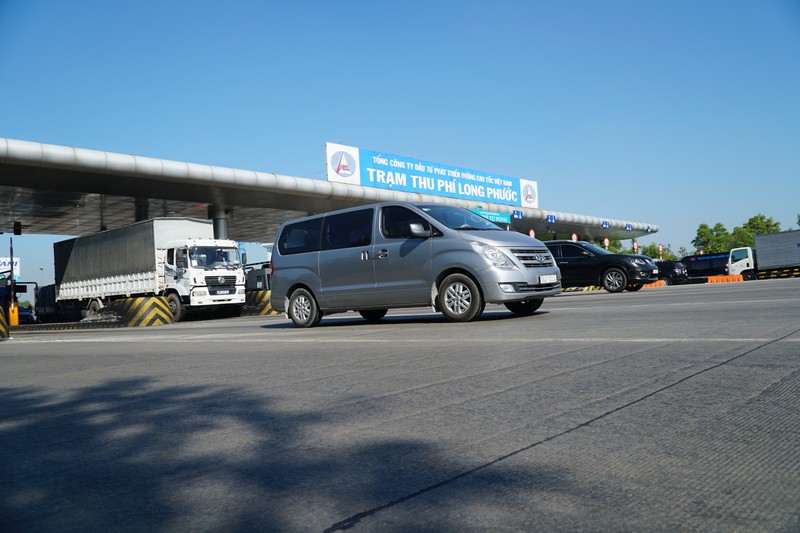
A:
[377, 249, 389, 259]
[361, 250, 369, 260]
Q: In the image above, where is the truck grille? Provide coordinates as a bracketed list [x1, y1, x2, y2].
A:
[206, 275, 237, 286]
[511, 248, 555, 268]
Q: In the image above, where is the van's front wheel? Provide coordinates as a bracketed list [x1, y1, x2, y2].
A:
[288, 288, 322, 328]
[439, 274, 484, 322]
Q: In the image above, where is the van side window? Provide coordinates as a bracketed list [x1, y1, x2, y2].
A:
[381, 206, 429, 239]
[278, 218, 322, 255]
[322, 209, 373, 250]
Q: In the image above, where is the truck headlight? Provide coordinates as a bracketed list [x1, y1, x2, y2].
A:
[470, 241, 516, 270]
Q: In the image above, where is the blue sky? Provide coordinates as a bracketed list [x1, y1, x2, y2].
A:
[2, 0, 799, 285]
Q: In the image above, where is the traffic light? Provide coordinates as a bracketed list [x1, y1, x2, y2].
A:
[13, 221, 22, 235]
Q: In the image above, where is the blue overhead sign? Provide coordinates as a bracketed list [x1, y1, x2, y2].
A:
[470, 209, 511, 224]
[326, 142, 538, 208]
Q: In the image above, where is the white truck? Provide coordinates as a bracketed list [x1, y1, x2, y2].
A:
[54, 218, 246, 321]
[727, 229, 800, 281]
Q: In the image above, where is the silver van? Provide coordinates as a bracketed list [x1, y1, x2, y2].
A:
[270, 202, 562, 327]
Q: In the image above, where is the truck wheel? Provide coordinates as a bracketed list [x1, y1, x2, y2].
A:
[87, 300, 102, 318]
[288, 288, 322, 328]
[359, 309, 388, 322]
[742, 271, 756, 281]
[504, 299, 543, 316]
[602, 268, 627, 293]
[166, 293, 183, 322]
[438, 274, 484, 322]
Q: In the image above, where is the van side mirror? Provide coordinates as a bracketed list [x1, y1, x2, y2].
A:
[409, 223, 430, 238]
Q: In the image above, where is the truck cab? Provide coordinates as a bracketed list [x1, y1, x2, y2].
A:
[162, 238, 246, 320]
[727, 247, 757, 280]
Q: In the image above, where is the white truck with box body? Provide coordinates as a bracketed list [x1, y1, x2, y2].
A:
[54, 218, 246, 321]
[727, 229, 800, 280]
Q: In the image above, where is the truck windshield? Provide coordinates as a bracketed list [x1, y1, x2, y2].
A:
[190, 246, 241, 270]
[418, 205, 501, 231]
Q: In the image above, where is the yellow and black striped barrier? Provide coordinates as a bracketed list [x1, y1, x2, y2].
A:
[0, 306, 8, 339]
[244, 290, 280, 316]
[106, 296, 174, 327]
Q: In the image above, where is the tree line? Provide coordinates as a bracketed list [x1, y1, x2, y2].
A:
[606, 213, 796, 261]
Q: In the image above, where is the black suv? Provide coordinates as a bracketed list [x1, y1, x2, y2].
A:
[545, 240, 659, 293]
[655, 260, 688, 285]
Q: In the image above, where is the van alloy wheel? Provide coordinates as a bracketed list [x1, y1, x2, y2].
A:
[288, 288, 322, 328]
[439, 274, 484, 322]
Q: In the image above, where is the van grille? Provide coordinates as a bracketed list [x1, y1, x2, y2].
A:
[511, 248, 555, 268]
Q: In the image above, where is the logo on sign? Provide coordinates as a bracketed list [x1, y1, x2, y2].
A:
[331, 151, 356, 178]
[523, 185, 536, 204]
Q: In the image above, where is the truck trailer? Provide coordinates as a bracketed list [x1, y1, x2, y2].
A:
[727, 229, 800, 280]
[54, 218, 246, 321]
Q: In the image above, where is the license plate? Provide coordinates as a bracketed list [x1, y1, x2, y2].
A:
[539, 274, 557, 284]
[652, 269, 659, 275]
[217, 290, 229, 295]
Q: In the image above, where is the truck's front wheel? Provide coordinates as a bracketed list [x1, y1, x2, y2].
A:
[166, 293, 184, 322]
[742, 270, 756, 281]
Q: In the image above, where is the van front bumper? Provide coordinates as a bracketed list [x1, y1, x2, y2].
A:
[479, 268, 563, 303]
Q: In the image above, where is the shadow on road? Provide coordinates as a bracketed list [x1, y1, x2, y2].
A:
[0, 377, 567, 531]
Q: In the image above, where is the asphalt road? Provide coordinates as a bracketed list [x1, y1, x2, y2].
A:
[2, 279, 799, 532]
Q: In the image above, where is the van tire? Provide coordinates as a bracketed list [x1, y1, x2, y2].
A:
[602, 268, 627, 293]
[359, 309, 388, 322]
[504, 299, 543, 316]
[439, 274, 484, 322]
[167, 293, 184, 322]
[288, 288, 322, 328]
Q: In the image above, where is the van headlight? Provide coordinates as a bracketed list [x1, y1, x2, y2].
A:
[470, 241, 517, 270]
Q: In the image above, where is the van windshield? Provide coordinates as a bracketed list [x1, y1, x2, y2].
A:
[417, 205, 501, 231]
